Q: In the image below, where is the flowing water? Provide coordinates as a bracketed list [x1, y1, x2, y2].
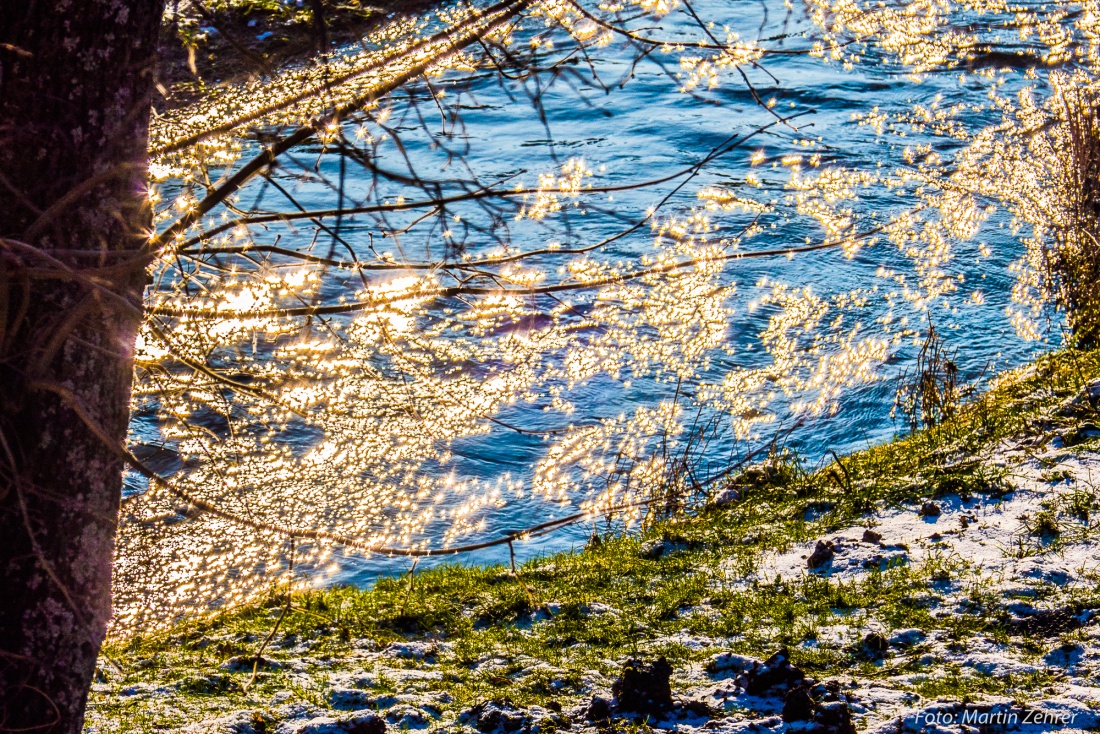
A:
[117, 0, 1090, 628]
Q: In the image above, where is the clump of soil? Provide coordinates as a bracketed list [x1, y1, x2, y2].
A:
[807, 540, 835, 569]
[858, 632, 888, 661]
[919, 501, 942, 517]
[782, 683, 816, 722]
[744, 648, 805, 695]
[612, 657, 674, 716]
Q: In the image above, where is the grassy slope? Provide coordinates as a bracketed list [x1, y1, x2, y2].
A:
[89, 348, 1100, 732]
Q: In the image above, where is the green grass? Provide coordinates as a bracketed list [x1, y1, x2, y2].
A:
[88, 347, 1100, 732]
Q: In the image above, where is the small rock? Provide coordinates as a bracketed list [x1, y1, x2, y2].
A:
[782, 684, 817, 722]
[860, 633, 888, 660]
[919, 501, 942, 517]
[807, 541, 835, 569]
[612, 657, 673, 716]
[710, 486, 741, 507]
[586, 697, 612, 723]
[744, 648, 804, 695]
[861, 529, 882, 544]
[815, 701, 856, 734]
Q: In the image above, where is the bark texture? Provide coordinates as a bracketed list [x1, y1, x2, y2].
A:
[0, 1, 164, 731]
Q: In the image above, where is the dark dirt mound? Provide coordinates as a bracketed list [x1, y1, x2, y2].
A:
[744, 648, 805, 696]
[807, 541, 835, 569]
[782, 684, 816, 722]
[612, 657, 674, 716]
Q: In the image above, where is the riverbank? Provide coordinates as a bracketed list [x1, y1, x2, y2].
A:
[86, 346, 1100, 733]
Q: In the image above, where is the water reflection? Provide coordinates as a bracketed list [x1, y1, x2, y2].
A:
[114, 0, 1088, 631]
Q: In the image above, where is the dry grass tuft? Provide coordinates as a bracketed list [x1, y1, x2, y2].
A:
[1049, 84, 1100, 347]
[895, 324, 968, 431]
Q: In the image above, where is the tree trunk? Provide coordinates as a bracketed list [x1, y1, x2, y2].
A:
[0, 2, 164, 732]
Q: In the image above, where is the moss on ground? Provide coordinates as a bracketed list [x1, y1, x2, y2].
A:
[89, 347, 1100, 732]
